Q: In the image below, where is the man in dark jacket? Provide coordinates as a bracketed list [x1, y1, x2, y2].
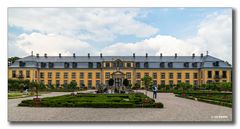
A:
[152, 85, 158, 99]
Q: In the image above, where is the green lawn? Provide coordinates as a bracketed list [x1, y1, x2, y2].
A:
[18, 93, 164, 108]
[8, 91, 47, 99]
[174, 91, 232, 107]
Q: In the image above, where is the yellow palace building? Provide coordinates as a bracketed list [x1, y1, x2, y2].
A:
[8, 53, 232, 89]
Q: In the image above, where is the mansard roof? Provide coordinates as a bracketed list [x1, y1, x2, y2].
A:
[9, 54, 232, 69]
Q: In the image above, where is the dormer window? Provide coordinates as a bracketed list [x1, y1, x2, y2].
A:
[64, 62, 70, 68]
[19, 61, 26, 67]
[160, 62, 165, 68]
[72, 62, 77, 68]
[49, 62, 54, 68]
[168, 62, 173, 68]
[192, 62, 198, 68]
[106, 62, 110, 68]
[127, 62, 131, 67]
[88, 62, 93, 68]
[41, 62, 46, 68]
[213, 61, 219, 67]
[144, 62, 149, 68]
[184, 62, 189, 68]
[136, 62, 140, 68]
[97, 62, 101, 68]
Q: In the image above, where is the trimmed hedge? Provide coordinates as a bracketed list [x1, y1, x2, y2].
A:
[175, 93, 232, 108]
[18, 93, 164, 108]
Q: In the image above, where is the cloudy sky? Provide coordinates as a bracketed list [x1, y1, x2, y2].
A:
[8, 8, 232, 63]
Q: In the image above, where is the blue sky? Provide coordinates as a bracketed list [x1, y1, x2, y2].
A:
[8, 8, 232, 63]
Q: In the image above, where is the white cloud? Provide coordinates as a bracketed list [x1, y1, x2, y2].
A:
[101, 11, 232, 63]
[8, 9, 232, 64]
[15, 33, 96, 56]
[8, 8, 158, 43]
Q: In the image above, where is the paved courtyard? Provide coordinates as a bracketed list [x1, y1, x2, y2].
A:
[8, 91, 232, 122]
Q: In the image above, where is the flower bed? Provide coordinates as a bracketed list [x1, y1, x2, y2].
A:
[18, 93, 164, 108]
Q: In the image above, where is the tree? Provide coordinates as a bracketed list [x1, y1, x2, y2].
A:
[134, 83, 140, 90]
[68, 81, 77, 92]
[8, 57, 20, 66]
[123, 79, 129, 87]
[141, 76, 153, 95]
[179, 82, 186, 90]
[108, 78, 114, 86]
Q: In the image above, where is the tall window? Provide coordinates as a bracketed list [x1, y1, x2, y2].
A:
[169, 73, 174, 79]
[12, 70, 16, 78]
[48, 80, 52, 86]
[56, 80, 60, 88]
[64, 72, 68, 79]
[26, 70, 30, 78]
[56, 72, 60, 79]
[88, 72, 92, 79]
[96, 80, 101, 87]
[161, 73, 165, 79]
[208, 71, 212, 78]
[222, 71, 227, 78]
[185, 73, 190, 79]
[136, 72, 141, 79]
[72, 72, 76, 79]
[40, 72, 44, 79]
[80, 72, 84, 79]
[64, 80, 68, 85]
[96, 72, 101, 79]
[48, 72, 52, 79]
[105, 72, 110, 79]
[194, 80, 198, 85]
[177, 73, 181, 79]
[169, 80, 174, 85]
[194, 73, 198, 79]
[126, 72, 131, 79]
[153, 73, 157, 79]
[88, 80, 92, 89]
[161, 80, 165, 85]
[80, 80, 84, 87]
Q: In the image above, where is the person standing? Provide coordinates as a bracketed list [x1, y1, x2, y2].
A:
[152, 85, 158, 99]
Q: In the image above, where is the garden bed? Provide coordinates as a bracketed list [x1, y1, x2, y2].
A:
[174, 91, 232, 107]
[18, 93, 164, 108]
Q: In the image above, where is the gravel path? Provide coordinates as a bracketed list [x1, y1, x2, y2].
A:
[8, 91, 232, 122]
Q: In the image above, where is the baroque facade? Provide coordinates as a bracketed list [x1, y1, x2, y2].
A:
[8, 53, 232, 89]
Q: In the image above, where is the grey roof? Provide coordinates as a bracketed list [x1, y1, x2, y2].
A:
[9, 55, 232, 69]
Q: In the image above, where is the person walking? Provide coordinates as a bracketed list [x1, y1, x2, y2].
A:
[152, 85, 158, 99]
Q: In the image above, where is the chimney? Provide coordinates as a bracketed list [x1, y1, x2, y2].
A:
[201, 53, 203, 58]
[88, 53, 90, 58]
[146, 53, 148, 58]
[175, 53, 177, 58]
[100, 53, 102, 58]
[160, 53, 162, 58]
[44, 53, 47, 58]
[192, 53, 195, 58]
[31, 51, 33, 57]
[206, 51, 209, 56]
[133, 53, 135, 58]
[73, 53, 76, 58]
[36, 53, 39, 58]
[59, 53, 61, 58]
